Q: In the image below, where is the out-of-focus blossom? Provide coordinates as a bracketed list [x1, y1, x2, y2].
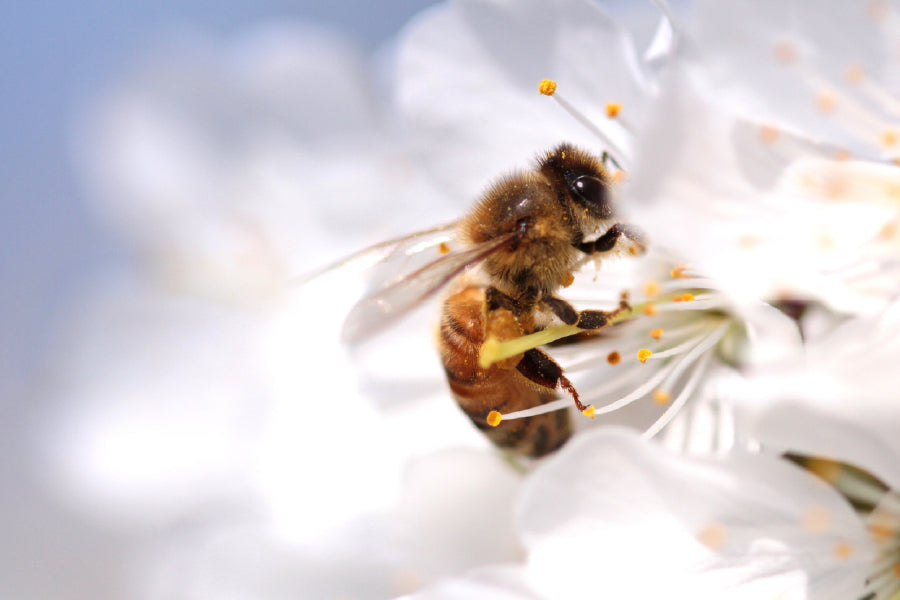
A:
[402, 429, 882, 600]
[394, 0, 670, 198]
[626, 1, 900, 315]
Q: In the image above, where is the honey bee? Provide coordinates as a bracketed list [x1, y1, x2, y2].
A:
[341, 143, 644, 457]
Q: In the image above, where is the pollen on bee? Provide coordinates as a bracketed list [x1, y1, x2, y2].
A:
[605, 102, 622, 118]
[538, 79, 557, 96]
[607, 351, 621, 365]
[438, 241, 451, 255]
[560, 271, 575, 287]
[651, 388, 671, 404]
[649, 328, 664, 340]
[637, 348, 653, 363]
[486, 410, 503, 427]
[581, 405, 596, 419]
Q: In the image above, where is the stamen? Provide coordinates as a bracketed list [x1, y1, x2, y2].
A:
[605, 102, 622, 118]
[479, 325, 580, 368]
[758, 124, 781, 144]
[649, 328, 664, 340]
[643, 279, 661, 297]
[538, 78, 557, 96]
[802, 504, 833, 533]
[643, 303, 658, 316]
[652, 388, 671, 404]
[486, 410, 502, 427]
[582, 405, 596, 419]
[697, 522, 728, 550]
[607, 351, 621, 365]
[673, 293, 695, 302]
[637, 349, 653, 363]
[773, 39, 798, 64]
[438, 242, 450, 255]
[670, 264, 688, 279]
[537, 78, 631, 169]
[832, 540, 855, 560]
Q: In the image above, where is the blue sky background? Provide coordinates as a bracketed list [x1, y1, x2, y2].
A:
[0, 0, 439, 402]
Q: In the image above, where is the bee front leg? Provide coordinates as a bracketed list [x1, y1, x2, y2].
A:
[542, 295, 630, 330]
[576, 223, 646, 255]
[516, 348, 588, 412]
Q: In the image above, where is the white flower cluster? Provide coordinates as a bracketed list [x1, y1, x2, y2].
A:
[34, 1, 900, 599]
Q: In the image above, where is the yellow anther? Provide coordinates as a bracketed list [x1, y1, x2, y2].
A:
[486, 411, 503, 427]
[652, 388, 671, 404]
[643, 279, 660, 297]
[802, 504, 832, 533]
[670, 264, 688, 279]
[844, 63, 865, 85]
[697, 523, 727, 550]
[581, 405, 596, 419]
[538, 79, 557, 96]
[832, 541, 854, 560]
[605, 102, 622, 118]
[815, 91, 837, 114]
[773, 40, 797, 64]
[673, 293, 695, 302]
[607, 351, 621, 365]
[438, 241, 450, 255]
[642, 303, 658, 316]
[882, 128, 898, 148]
[637, 349, 653, 363]
[649, 328, 664, 340]
[758, 124, 780, 144]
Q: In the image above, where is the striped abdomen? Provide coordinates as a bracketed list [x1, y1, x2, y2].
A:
[438, 285, 571, 457]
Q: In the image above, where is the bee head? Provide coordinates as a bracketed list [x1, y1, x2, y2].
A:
[539, 143, 613, 220]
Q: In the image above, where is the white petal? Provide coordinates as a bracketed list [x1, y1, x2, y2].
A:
[517, 429, 874, 600]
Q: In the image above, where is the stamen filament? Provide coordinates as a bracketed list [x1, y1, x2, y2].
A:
[541, 86, 631, 170]
[479, 324, 581, 368]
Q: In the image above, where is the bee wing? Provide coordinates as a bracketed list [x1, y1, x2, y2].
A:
[296, 221, 460, 286]
[341, 232, 515, 344]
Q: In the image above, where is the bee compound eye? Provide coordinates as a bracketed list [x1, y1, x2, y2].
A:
[570, 175, 611, 218]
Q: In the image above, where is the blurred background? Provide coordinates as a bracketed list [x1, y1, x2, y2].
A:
[2, 2, 439, 598]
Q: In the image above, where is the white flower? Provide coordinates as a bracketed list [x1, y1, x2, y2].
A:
[403, 429, 883, 600]
[625, 1, 900, 315]
[479, 249, 801, 453]
[394, 0, 670, 198]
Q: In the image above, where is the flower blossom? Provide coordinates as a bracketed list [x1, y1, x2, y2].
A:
[626, 0, 900, 315]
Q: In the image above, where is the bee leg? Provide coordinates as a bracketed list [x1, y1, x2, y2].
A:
[600, 150, 624, 172]
[576, 223, 646, 255]
[516, 348, 588, 412]
[542, 295, 630, 330]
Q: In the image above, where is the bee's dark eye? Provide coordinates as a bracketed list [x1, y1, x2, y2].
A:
[569, 175, 611, 219]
